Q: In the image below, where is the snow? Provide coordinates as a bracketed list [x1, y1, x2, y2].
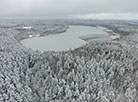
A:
[29, 35, 33, 38]
[1, 20, 138, 102]
[22, 27, 32, 29]
[110, 35, 120, 39]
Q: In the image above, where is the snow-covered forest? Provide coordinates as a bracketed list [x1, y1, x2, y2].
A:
[1, 20, 138, 102]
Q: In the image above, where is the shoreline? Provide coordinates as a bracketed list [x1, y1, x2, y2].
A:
[22, 26, 120, 42]
[103, 29, 120, 40]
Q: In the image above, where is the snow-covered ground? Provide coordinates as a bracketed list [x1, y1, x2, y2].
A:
[21, 26, 112, 51]
[1, 20, 138, 102]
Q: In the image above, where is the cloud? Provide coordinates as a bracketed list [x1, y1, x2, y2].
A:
[0, 0, 138, 19]
[70, 13, 138, 19]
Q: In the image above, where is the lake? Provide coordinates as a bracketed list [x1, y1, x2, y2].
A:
[21, 26, 112, 51]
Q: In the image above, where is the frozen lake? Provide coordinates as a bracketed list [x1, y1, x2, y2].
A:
[21, 26, 111, 51]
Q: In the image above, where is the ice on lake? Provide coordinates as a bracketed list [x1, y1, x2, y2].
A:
[21, 26, 111, 51]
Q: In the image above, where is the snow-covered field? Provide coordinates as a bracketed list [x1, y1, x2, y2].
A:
[21, 26, 112, 51]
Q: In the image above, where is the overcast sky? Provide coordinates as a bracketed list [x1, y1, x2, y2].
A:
[0, 0, 138, 19]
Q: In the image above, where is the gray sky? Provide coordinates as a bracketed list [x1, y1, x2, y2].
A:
[0, 0, 138, 19]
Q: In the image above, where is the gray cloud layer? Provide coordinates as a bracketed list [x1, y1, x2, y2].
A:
[0, 0, 138, 19]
